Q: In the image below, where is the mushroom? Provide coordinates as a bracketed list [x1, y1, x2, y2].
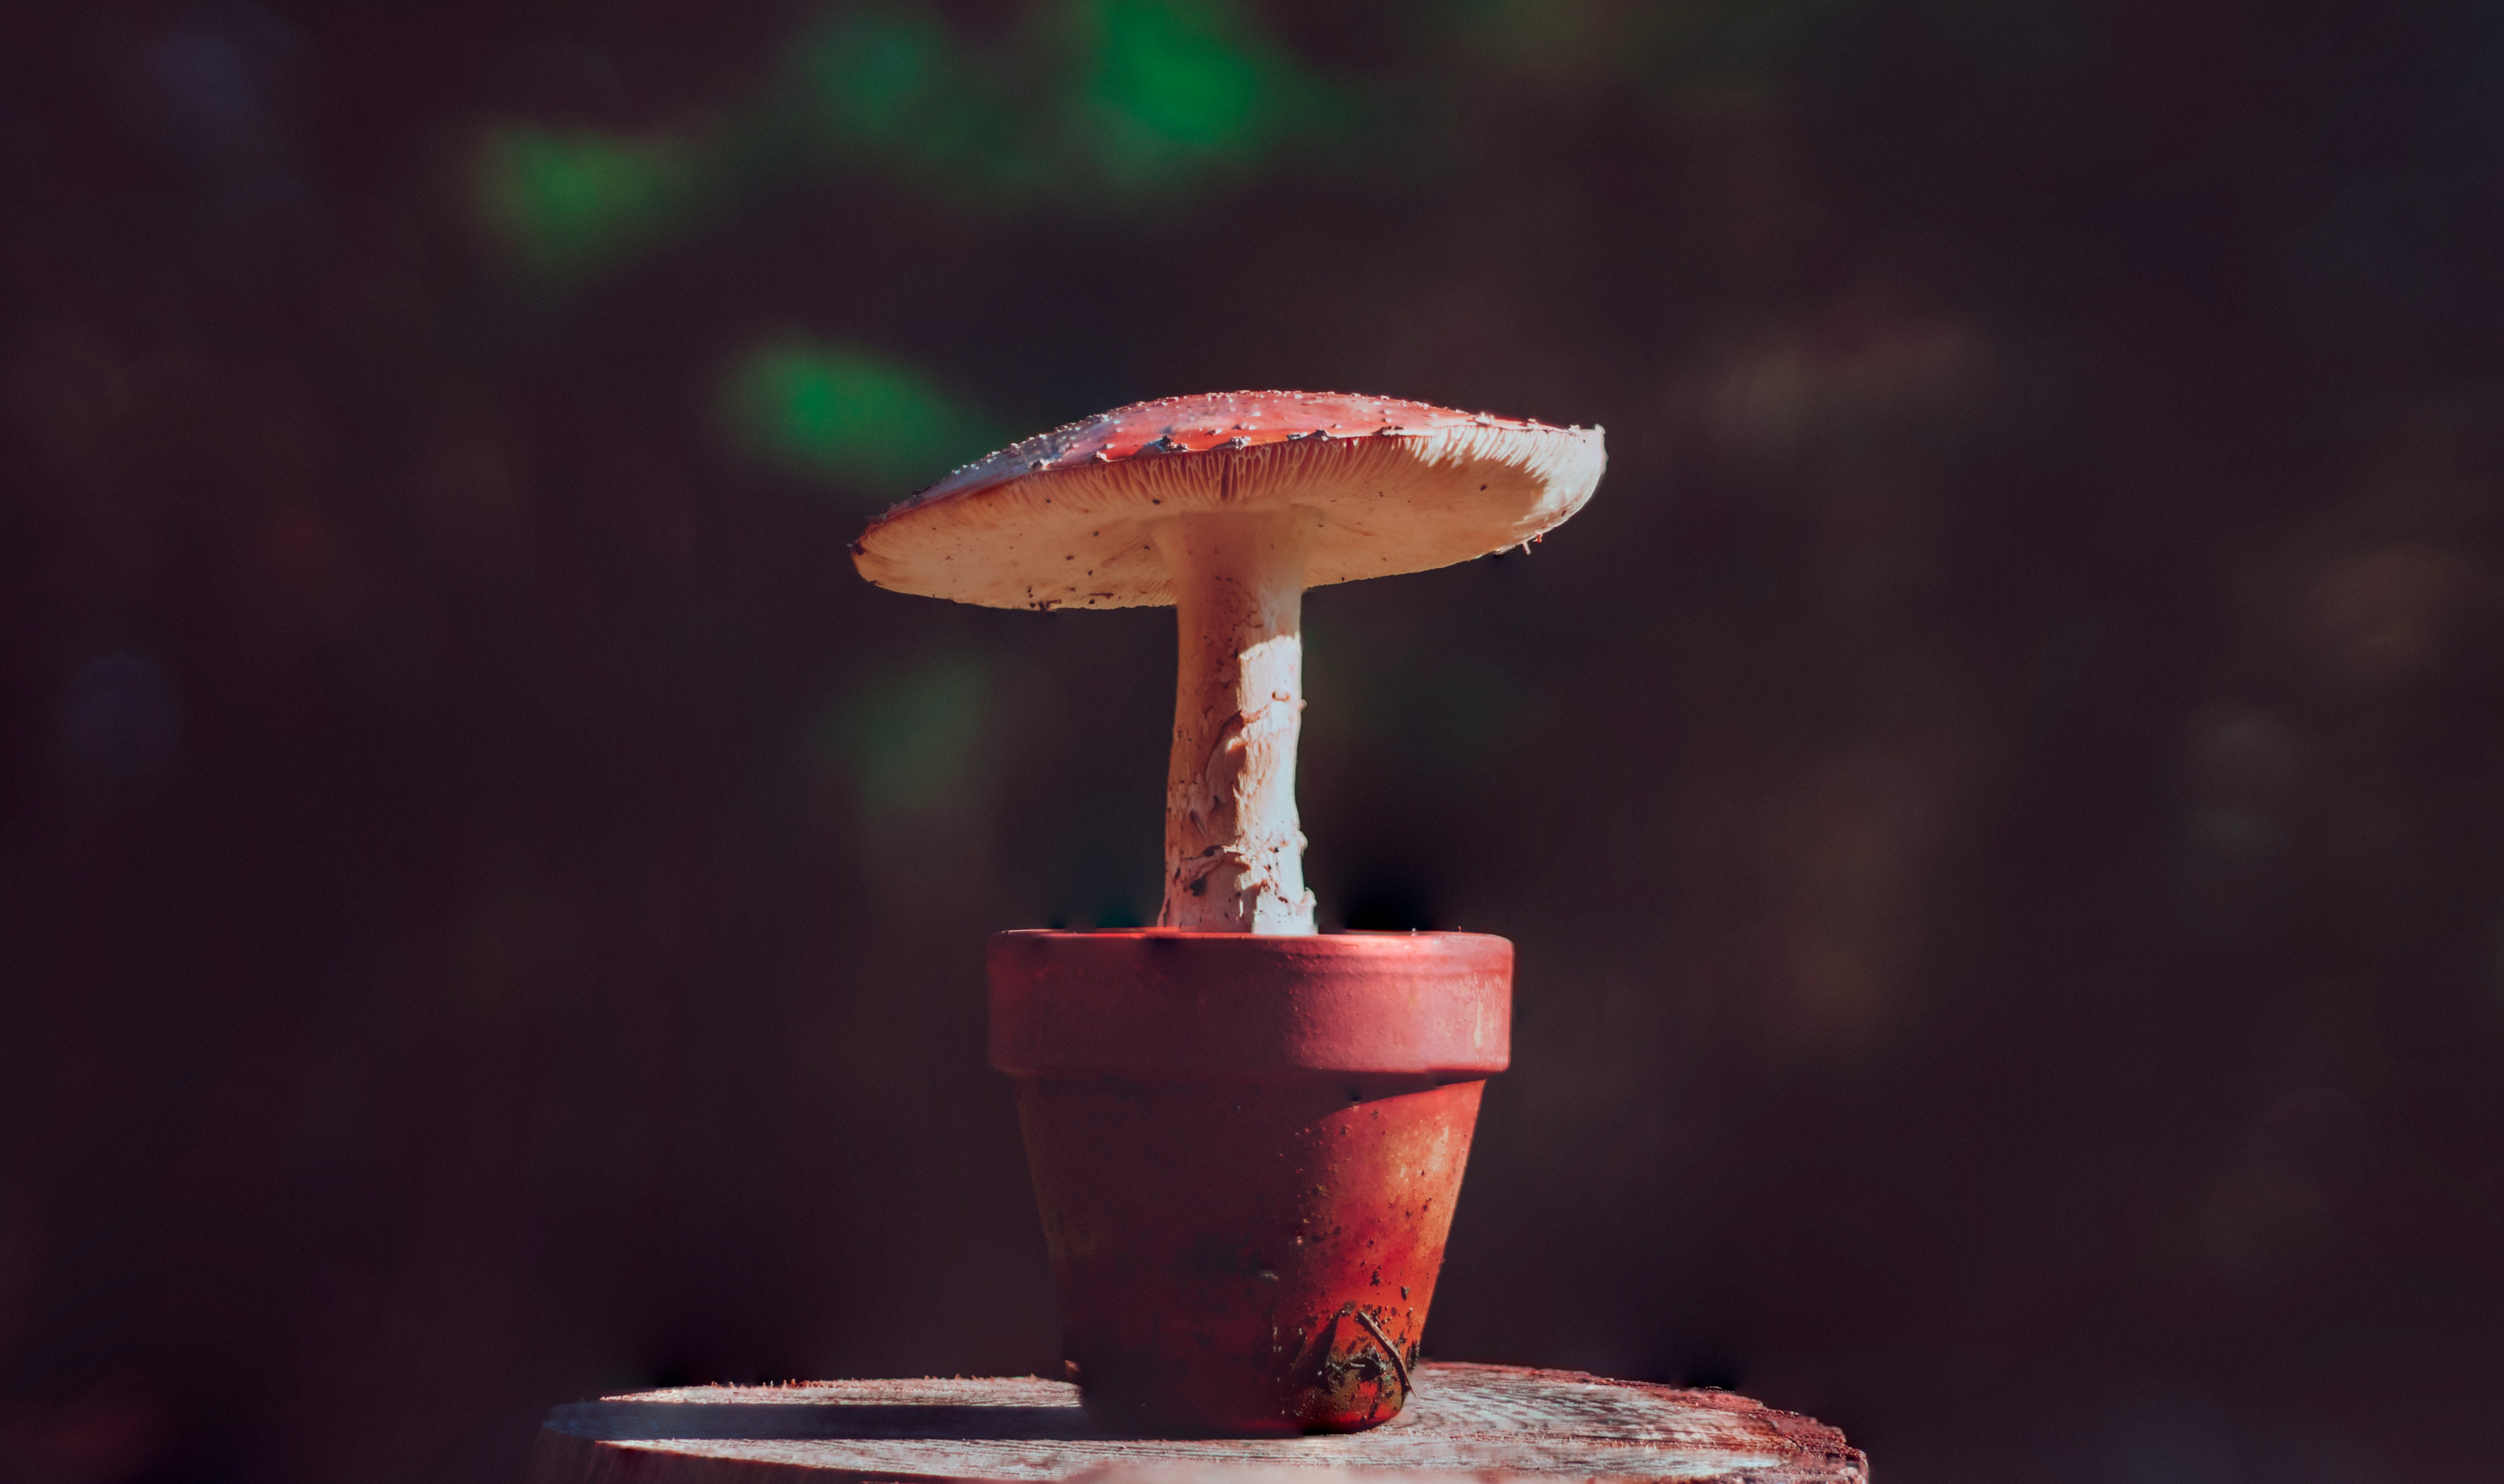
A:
[851, 391, 1605, 933]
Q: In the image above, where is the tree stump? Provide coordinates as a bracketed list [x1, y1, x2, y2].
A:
[523, 1362, 1866, 1483]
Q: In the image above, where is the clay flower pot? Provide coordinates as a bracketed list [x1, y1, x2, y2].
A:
[990, 929, 1510, 1434]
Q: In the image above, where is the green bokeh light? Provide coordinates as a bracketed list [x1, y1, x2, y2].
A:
[789, 0, 1334, 208]
[790, 5, 1048, 206]
[474, 2, 1362, 279]
[474, 127, 706, 280]
[804, 6, 952, 143]
[721, 339, 993, 496]
[470, 0, 1890, 283]
[1074, 0, 1294, 181]
[827, 653, 993, 820]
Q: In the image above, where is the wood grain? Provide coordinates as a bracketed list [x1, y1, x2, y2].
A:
[523, 1362, 1866, 1483]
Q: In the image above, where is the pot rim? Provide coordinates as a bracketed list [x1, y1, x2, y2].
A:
[988, 929, 1512, 1078]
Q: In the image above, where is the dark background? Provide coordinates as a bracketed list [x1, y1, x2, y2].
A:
[5, 1, 2502, 1480]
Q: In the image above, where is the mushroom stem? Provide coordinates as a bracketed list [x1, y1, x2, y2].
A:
[1155, 510, 1319, 933]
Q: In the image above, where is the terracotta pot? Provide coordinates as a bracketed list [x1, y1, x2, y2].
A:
[988, 929, 1511, 1436]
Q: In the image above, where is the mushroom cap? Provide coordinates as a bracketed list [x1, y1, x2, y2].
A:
[850, 391, 1606, 610]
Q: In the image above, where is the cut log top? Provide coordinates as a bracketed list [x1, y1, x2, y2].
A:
[524, 1362, 1866, 1484]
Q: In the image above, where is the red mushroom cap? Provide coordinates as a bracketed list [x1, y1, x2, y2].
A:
[851, 390, 1605, 611]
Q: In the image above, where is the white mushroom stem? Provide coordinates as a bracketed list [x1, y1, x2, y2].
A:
[1155, 509, 1319, 933]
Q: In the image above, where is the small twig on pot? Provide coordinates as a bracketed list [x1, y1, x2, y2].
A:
[1351, 1307, 1412, 1400]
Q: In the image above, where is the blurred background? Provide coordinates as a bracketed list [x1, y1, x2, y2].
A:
[4, 0, 2501, 1479]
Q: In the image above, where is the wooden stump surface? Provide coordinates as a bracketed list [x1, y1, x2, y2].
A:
[524, 1362, 1866, 1483]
